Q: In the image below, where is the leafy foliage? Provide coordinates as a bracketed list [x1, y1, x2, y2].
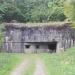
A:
[0, 0, 66, 22]
[64, 0, 75, 22]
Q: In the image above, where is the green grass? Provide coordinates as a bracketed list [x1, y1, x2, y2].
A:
[23, 54, 37, 75]
[41, 47, 75, 75]
[0, 47, 75, 75]
[24, 60, 35, 75]
[0, 53, 24, 75]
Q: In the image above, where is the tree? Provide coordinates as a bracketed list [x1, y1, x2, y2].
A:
[0, 0, 66, 22]
[64, 0, 75, 22]
[48, 0, 66, 21]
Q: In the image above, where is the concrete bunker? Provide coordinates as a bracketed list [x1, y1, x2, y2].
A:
[3, 22, 75, 53]
[24, 41, 57, 53]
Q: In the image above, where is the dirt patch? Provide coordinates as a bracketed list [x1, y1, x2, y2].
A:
[33, 59, 45, 75]
[10, 59, 29, 75]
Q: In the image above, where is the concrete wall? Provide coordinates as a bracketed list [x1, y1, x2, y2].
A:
[24, 43, 49, 53]
[3, 25, 75, 53]
[3, 29, 22, 53]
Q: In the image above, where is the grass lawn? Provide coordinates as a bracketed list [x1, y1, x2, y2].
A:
[24, 55, 36, 75]
[41, 47, 75, 75]
[0, 53, 24, 75]
[0, 47, 75, 75]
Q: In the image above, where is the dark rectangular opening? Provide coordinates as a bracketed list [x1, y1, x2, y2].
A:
[35, 45, 39, 49]
[48, 41, 57, 53]
[25, 45, 30, 49]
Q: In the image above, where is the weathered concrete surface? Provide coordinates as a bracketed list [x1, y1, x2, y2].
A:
[3, 22, 75, 53]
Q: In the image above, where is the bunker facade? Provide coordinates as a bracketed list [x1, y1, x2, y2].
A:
[3, 22, 75, 53]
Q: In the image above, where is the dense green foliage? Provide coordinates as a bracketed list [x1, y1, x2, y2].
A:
[64, 0, 75, 27]
[0, 0, 66, 22]
[64, 0, 75, 22]
[0, 0, 75, 23]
